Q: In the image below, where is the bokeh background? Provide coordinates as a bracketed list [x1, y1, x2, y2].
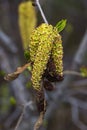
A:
[0, 0, 87, 130]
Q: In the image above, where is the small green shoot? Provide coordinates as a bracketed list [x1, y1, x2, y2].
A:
[26, 81, 32, 88]
[43, 119, 48, 128]
[10, 97, 16, 106]
[27, 65, 32, 72]
[80, 66, 87, 77]
[24, 50, 30, 62]
[56, 19, 67, 33]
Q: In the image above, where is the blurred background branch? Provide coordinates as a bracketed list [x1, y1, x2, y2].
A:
[0, 29, 18, 54]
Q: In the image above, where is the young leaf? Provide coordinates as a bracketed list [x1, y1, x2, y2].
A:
[10, 97, 16, 105]
[56, 19, 67, 33]
[80, 66, 87, 77]
[24, 50, 30, 62]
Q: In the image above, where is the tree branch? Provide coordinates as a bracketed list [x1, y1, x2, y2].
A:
[36, 0, 48, 24]
[0, 29, 18, 53]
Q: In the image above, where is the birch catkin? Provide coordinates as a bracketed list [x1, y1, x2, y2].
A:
[30, 23, 63, 91]
[18, 1, 37, 49]
[52, 33, 63, 77]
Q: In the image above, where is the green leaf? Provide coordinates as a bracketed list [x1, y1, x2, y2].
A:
[80, 66, 87, 77]
[0, 71, 5, 76]
[43, 119, 48, 128]
[27, 65, 32, 71]
[24, 50, 30, 62]
[10, 97, 16, 105]
[26, 81, 32, 88]
[56, 19, 67, 33]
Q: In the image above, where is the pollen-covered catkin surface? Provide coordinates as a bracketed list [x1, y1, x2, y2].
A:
[52, 34, 63, 77]
[18, 1, 37, 49]
[29, 29, 40, 62]
[29, 24, 57, 62]
[30, 24, 58, 91]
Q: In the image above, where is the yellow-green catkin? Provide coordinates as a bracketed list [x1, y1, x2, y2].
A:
[30, 23, 57, 62]
[52, 33, 63, 77]
[18, 1, 37, 49]
[29, 29, 40, 62]
[31, 23, 58, 91]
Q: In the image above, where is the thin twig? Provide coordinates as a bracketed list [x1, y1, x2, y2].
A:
[0, 29, 18, 53]
[36, 0, 48, 24]
[71, 102, 87, 130]
[34, 112, 44, 130]
[64, 70, 82, 77]
[14, 106, 25, 130]
[4, 108, 21, 128]
[64, 97, 87, 110]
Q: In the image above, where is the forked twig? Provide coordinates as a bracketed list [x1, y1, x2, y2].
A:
[14, 106, 25, 130]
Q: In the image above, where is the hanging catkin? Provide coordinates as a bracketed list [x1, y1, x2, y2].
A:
[30, 23, 63, 91]
[18, 1, 37, 49]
